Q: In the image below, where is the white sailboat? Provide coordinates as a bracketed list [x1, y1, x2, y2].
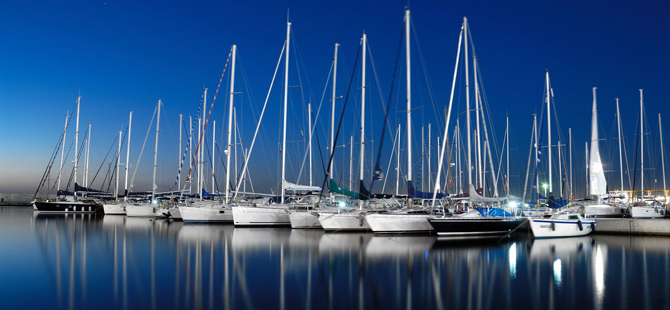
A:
[104, 111, 132, 215]
[584, 88, 627, 218]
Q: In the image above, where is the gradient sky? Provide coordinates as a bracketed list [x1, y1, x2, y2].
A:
[1, 0, 669, 197]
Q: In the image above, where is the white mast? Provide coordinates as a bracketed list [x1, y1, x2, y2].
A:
[534, 114, 539, 201]
[464, 17, 472, 207]
[545, 70, 552, 194]
[308, 103, 313, 186]
[115, 129, 122, 199]
[405, 9, 412, 199]
[396, 124, 401, 196]
[585, 142, 589, 196]
[506, 116, 510, 199]
[58, 112, 68, 190]
[189, 115, 193, 194]
[226, 44, 237, 203]
[456, 121, 461, 194]
[474, 57, 482, 188]
[85, 123, 91, 187]
[124, 111, 132, 200]
[428, 123, 432, 191]
[201, 88, 207, 200]
[74, 95, 80, 190]
[569, 128, 573, 200]
[178, 114, 182, 192]
[558, 140, 562, 198]
[640, 89, 644, 199]
[212, 120, 216, 193]
[360, 32, 367, 191]
[349, 136, 354, 189]
[152, 100, 161, 201]
[421, 126, 425, 190]
[281, 20, 291, 204]
[660, 113, 667, 203]
[330, 43, 339, 184]
[197, 117, 202, 199]
[616, 99, 624, 193]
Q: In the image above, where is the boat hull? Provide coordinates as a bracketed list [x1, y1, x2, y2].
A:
[366, 214, 434, 234]
[179, 206, 233, 223]
[232, 205, 290, 226]
[530, 218, 595, 238]
[289, 211, 322, 229]
[630, 206, 665, 219]
[584, 204, 626, 218]
[318, 212, 370, 231]
[34, 201, 100, 213]
[125, 204, 157, 217]
[103, 203, 126, 215]
[428, 218, 524, 236]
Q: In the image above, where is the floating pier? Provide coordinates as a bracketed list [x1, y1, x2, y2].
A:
[595, 218, 670, 236]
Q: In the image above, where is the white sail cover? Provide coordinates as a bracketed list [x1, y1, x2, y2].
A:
[469, 184, 506, 203]
[282, 179, 320, 192]
[589, 89, 607, 196]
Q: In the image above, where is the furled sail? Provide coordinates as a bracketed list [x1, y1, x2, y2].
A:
[589, 88, 607, 196]
[328, 179, 359, 198]
[282, 179, 320, 193]
[469, 184, 506, 203]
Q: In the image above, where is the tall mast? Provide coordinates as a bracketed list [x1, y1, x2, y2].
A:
[202, 88, 207, 200]
[405, 9, 413, 199]
[124, 111, 132, 200]
[189, 115, 193, 194]
[212, 120, 216, 193]
[396, 124, 401, 196]
[534, 114, 539, 202]
[58, 112, 68, 190]
[330, 43, 339, 183]
[152, 100, 161, 201]
[281, 20, 291, 204]
[464, 17, 472, 204]
[74, 95, 80, 190]
[660, 113, 667, 203]
[178, 114, 182, 192]
[506, 116, 509, 199]
[198, 117, 202, 199]
[308, 102, 313, 186]
[616, 99, 624, 192]
[474, 57, 482, 188]
[421, 126, 425, 190]
[360, 32, 367, 188]
[226, 44, 237, 203]
[456, 121, 461, 193]
[85, 123, 91, 187]
[349, 136, 354, 189]
[558, 140, 562, 198]
[428, 123, 432, 191]
[115, 129, 122, 199]
[585, 142, 589, 196]
[545, 70, 552, 194]
[569, 128, 573, 200]
[640, 89, 644, 199]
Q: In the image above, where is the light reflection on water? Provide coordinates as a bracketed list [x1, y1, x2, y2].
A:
[1, 206, 670, 310]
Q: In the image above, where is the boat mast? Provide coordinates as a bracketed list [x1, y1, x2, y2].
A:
[456, 121, 461, 194]
[616, 99, 624, 193]
[281, 20, 291, 204]
[506, 116, 510, 199]
[405, 9, 412, 201]
[569, 128, 573, 200]
[534, 114, 539, 203]
[197, 117, 202, 198]
[226, 44, 237, 203]
[421, 126, 425, 191]
[660, 113, 667, 203]
[178, 114, 182, 193]
[428, 123, 432, 191]
[85, 123, 91, 187]
[640, 89, 644, 200]
[464, 17, 472, 208]
[212, 120, 216, 193]
[308, 102, 313, 186]
[152, 100, 161, 202]
[545, 70, 552, 194]
[349, 135, 353, 189]
[396, 124, 401, 196]
[474, 58, 482, 189]
[330, 43, 339, 187]
[74, 95, 80, 195]
[360, 32, 367, 193]
[200, 88, 207, 200]
[189, 115, 193, 195]
[585, 142, 589, 196]
[58, 112, 68, 191]
[124, 111, 132, 200]
[115, 129, 122, 200]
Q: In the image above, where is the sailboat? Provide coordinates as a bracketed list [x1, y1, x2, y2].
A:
[232, 19, 319, 227]
[103, 111, 133, 215]
[33, 95, 101, 213]
[630, 89, 665, 218]
[126, 100, 163, 217]
[583, 88, 627, 218]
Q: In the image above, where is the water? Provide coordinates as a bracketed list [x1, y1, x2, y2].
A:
[1, 206, 669, 310]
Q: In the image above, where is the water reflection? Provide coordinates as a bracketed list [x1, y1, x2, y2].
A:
[0, 207, 667, 309]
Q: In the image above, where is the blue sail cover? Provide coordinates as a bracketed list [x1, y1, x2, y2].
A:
[538, 193, 569, 208]
[408, 182, 446, 199]
[475, 207, 513, 217]
[202, 188, 225, 198]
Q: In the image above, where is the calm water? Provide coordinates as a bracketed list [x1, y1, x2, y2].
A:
[1, 206, 669, 310]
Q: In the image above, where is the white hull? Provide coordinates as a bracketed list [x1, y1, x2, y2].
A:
[179, 205, 233, 223]
[166, 206, 182, 220]
[630, 205, 665, 218]
[318, 212, 370, 231]
[125, 204, 157, 217]
[289, 211, 322, 229]
[365, 214, 433, 234]
[584, 204, 626, 218]
[103, 203, 126, 215]
[530, 218, 595, 238]
[232, 205, 290, 226]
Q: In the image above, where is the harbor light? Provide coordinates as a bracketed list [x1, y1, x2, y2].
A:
[509, 201, 519, 208]
[542, 183, 548, 196]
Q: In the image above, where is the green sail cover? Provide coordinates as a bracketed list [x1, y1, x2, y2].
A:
[329, 179, 359, 198]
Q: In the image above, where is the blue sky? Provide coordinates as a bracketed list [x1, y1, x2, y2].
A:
[1, 0, 668, 197]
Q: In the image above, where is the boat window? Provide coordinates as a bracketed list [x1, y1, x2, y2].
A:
[568, 215, 579, 220]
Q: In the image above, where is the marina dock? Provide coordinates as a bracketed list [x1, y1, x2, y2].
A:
[595, 218, 670, 235]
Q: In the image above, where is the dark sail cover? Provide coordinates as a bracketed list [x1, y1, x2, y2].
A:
[329, 179, 359, 198]
[408, 182, 446, 199]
